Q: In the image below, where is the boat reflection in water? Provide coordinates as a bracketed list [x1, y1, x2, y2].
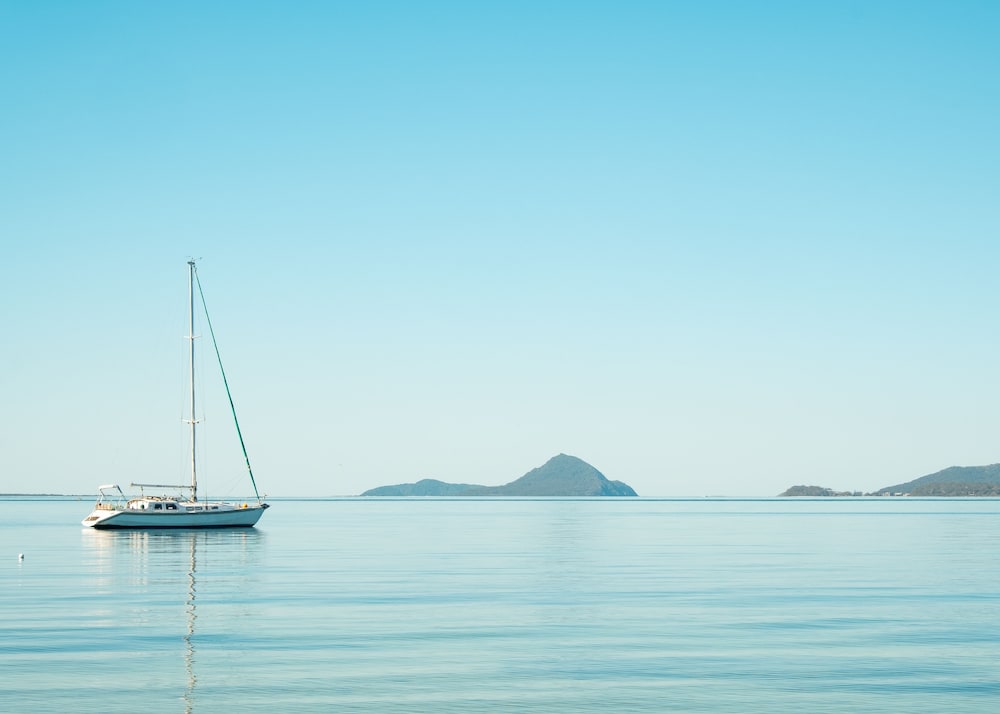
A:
[82, 528, 265, 712]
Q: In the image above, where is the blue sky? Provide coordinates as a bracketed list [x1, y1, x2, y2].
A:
[2, 1, 999, 496]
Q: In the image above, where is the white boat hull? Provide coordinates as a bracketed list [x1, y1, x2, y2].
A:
[83, 503, 268, 529]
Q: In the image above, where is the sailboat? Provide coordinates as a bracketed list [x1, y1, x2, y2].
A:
[82, 261, 269, 529]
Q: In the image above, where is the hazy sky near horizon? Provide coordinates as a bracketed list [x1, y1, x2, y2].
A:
[2, 2, 999, 497]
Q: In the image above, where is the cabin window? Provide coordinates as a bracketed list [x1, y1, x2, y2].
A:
[153, 503, 163, 510]
[166, 503, 178, 510]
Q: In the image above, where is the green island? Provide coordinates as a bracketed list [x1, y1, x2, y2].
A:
[780, 463, 1000, 497]
[362, 453, 637, 497]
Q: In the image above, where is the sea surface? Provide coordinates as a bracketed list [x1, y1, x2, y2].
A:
[2, 497, 999, 713]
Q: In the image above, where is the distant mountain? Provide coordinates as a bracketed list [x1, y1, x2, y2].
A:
[468, 454, 637, 496]
[876, 464, 1000, 496]
[779, 463, 1000, 497]
[360, 479, 481, 497]
[360, 454, 638, 497]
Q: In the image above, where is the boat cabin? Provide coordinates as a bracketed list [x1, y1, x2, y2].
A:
[126, 497, 229, 512]
[128, 498, 181, 511]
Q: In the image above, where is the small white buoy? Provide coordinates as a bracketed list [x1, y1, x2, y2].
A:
[18, 553, 24, 561]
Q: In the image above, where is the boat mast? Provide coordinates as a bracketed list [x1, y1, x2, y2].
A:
[187, 259, 198, 501]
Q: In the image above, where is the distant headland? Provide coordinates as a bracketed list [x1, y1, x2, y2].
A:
[780, 463, 1000, 497]
[361, 453, 638, 497]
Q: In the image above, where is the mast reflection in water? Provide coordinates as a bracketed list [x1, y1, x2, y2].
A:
[82, 528, 265, 712]
[184, 533, 197, 713]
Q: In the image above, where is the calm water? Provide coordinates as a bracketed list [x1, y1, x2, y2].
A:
[3, 498, 1000, 712]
